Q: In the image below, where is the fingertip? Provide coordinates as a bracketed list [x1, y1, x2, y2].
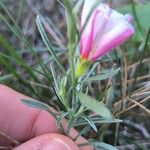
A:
[0, 85, 93, 150]
[0, 84, 58, 143]
[14, 133, 79, 150]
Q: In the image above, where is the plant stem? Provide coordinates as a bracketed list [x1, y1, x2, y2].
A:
[68, 43, 77, 111]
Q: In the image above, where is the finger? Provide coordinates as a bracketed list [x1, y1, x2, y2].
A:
[0, 85, 93, 150]
[0, 84, 57, 144]
[14, 133, 79, 150]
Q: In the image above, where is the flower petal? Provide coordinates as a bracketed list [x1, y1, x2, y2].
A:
[81, 0, 100, 27]
[80, 2, 134, 61]
[89, 8, 111, 58]
[80, 10, 97, 58]
[91, 21, 134, 61]
[124, 14, 133, 23]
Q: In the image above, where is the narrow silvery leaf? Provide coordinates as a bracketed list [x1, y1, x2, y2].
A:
[56, 111, 69, 128]
[21, 99, 50, 111]
[80, 115, 97, 132]
[36, 15, 66, 75]
[21, 99, 57, 119]
[0, 74, 13, 81]
[78, 92, 113, 119]
[88, 141, 119, 150]
[84, 68, 120, 82]
[75, 117, 122, 126]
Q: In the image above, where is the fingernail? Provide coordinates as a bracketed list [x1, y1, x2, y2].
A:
[41, 138, 72, 150]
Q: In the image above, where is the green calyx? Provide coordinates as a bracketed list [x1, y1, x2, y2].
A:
[75, 57, 92, 79]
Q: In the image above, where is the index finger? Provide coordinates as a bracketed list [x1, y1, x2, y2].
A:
[0, 84, 57, 144]
[0, 85, 93, 150]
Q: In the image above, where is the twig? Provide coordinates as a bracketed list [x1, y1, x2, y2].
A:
[127, 97, 150, 114]
[115, 95, 150, 116]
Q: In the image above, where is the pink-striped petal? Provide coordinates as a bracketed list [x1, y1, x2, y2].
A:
[90, 22, 134, 61]
[80, 1, 134, 61]
[80, 10, 98, 58]
[81, 0, 100, 27]
[89, 9, 111, 59]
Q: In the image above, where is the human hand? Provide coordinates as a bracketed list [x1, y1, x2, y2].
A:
[0, 85, 92, 150]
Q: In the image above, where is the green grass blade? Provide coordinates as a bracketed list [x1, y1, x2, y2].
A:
[0, 35, 39, 82]
[0, 74, 13, 82]
[36, 15, 66, 75]
[0, 2, 54, 84]
[131, 27, 150, 94]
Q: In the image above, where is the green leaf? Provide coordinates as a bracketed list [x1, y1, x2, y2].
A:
[74, 125, 90, 141]
[0, 54, 28, 87]
[77, 93, 113, 119]
[21, 99, 50, 111]
[105, 85, 115, 109]
[50, 64, 68, 110]
[0, 35, 39, 82]
[36, 15, 66, 75]
[56, 111, 69, 128]
[0, 74, 13, 82]
[75, 117, 122, 126]
[50, 63, 59, 91]
[84, 68, 120, 82]
[0, 2, 54, 86]
[21, 99, 57, 119]
[88, 141, 118, 150]
[80, 115, 97, 132]
[66, 117, 76, 135]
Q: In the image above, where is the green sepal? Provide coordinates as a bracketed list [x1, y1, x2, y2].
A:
[75, 57, 92, 78]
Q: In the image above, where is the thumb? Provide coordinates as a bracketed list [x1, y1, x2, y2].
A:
[13, 133, 79, 150]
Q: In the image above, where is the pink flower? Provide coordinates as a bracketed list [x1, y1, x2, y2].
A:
[80, 1, 134, 61]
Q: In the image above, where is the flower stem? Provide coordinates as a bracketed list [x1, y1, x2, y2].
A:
[68, 43, 77, 111]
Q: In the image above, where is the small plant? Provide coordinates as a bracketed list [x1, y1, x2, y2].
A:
[22, 1, 135, 149]
[4, 0, 150, 150]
